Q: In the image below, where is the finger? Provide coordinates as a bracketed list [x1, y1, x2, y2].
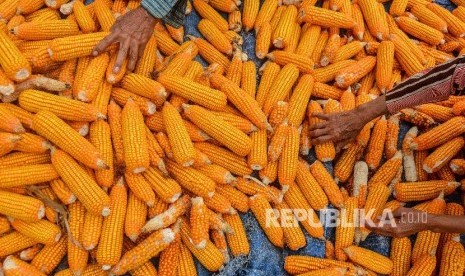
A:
[308, 121, 328, 131]
[312, 113, 330, 121]
[311, 135, 333, 145]
[392, 207, 411, 217]
[93, 33, 117, 56]
[114, 39, 131, 73]
[335, 139, 352, 153]
[309, 128, 330, 138]
[127, 42, 139, 72]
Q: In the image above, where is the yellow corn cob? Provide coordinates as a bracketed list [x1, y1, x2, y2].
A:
[269, 101, 289, 129]
[119, 74, 165, 107]
[2, 255, 46, 276]
[428, 3, 465, 37]
[259, 160, 278, 185]
[48, 32, 111, 61]
[439, 240, 465, 276]
[414, 150, 429, 181]
[180, 220, 224, 272]
[154, 24, 179, 56]
[268, 121, 289, 163]
[296, 25, 321, 58]
[166, 160, 216, 198]
[111, 228, 175, 275]
[13, 133, 48, 154]
[55, 264, 107, 276]
[256, 62, 281, 108]
[96, 182, 127, 270]
[299, 6, 355, 29]
[189, 36, 230, 69]
[107, 100, 125, 166]
[256, 23, 273, 59]
[294, 160, 328, 211]
[30, 235, 66, 274]
[335, 56, 377, 89]
[0, 190, 45, 222]
[284, 255, 354, 274]
[133, 36, 157, 77]
[51, 149, 110, 216]
[74, 53, 110, 102]
[228, 10, 242, 31]
[249, 194, 284, 247]
[247, 129, 268, 170]
[0, 152, 50, 170]
[211, 229, 229, 264]
[270, 5, 286, 32]
[23, 88, 96, 119]
[335, 197, 358, 261]
[288, 78, 314, 126]
[390, 0, 408, 16]
[276, 124, 299, 184]
[423, 137, 464, 173]
[10, 217, 61, 245]
[12, 19, 79, 40]
[194, 142, 252, 176]
[192, 0, 228, 31]
[339, 88, 355, 111]
[226, 51, 243, 86]
[312, 82, 344, 100]
[254, 0, 278, 31]
[66, 201, 88, 276]
[343, 245, 393, 274]
[121, 98, 149, 173]
[80, 210, 103, 251]
[320, 34, 340, 67]
[272, 5, 298, 49]
[32, 111, 105, 169]
[411, 5, 448, 33]
[390, 34, 425, 76]
[198, 19, 232, 55]
[210, 73, 269, 130]
[204, 191, 235, 215]
[309, 160, 344, 208]
[333, 143, 363, 184]
[389, 237, 412, 276]
[147, 196, 169, 219]
[24, 8, 60, 22]
[90, 82, 112, 118]
[313, 60, 358, 83]
[124, 172, 156, 207]
[367, 151, 403, 187]
[183, 104, 252, 156]
[333, 41, 366, 64]
[450, 158, 465, 175]
[189, 197, 208, 249]
[412, 116, 465, 150]
[92, 0, 115, 32]
[359, 183, 391, 240]
[215, 184, 249, 213]
[396, 16, 445, 46]
[242, 0, 259, 31]
[273, 200, 306, 251]
[176, 242, 197, 276]
[16, 0, 43, 15]
[262, 64, 299, 115]
[157, 232, 182, 276]
[0, 231, 37, 258]
[400, 108, 436, 128]
[158, 74, 227, 110]
[111, 88, 156, 116]
[375, 41, 395, 93]
[124, 192, 147, 243]
[364, 116, 387, 170]
[415, 104, 454, 122]
[143, 166, 182, 203]
[163, 102, 195, 166]
[0, 30, 30, 81]
[394, 180, 460, 202]
[241, 61, 256, 98]
[267, 51, 314, 74]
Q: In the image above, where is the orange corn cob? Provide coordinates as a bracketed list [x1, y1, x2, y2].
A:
[423, 136, 464, 173]
[308, 101, 336, 162]
[312, 82, 344, 100]
[313, 60, 358, 83]
[411, 5, 448, 34]
[51, 149, 110, 216]
[262, 64, 299, 115]
[272, 5, 298, 49]
[2, 255, 46, 276]
[167, 161, 216, 198]
[278, 126, 299, 186]
[222, 213, 249, 257]
[107, 100, 124, 166]
[248, 129, 268, 170]
[284, 255, 354, 274]
[343, 245, 393, 274]
[269, 101, 289, 129]
[0, 26, 31, 81]
[10, 218, 61, 245]
[48, 32, 111, 61]
[81, 210, 103, 251]
[198, 19, 232, 55]
[268, 121, 289, 162]
[296, 159, 329, 210]
[390, 237, 412, 276]
[192, 0, 228, 31]
[320, 34, 341, 67]
[66, 201, 88, 276]
[415, 104, 454, 122]
[111, 88, 156, 116]
[195, 142, 252, 176]
[359, 183, 391, 240]
[189, 36, 230, 69]
[335, 56, 377, 89]
[259, 160, 278, 185]
[367, 151, 403, 187]
[299, 5, 355, 29]
[120, 73, 166, 107]
[375, 41, 395, 93]
[256, 22, 272, 59]
[365, 116, 387, 170]
[215, 184, 249, 212]
[254, 0, 278, 31]
[13, 19, 79, 40]
[256, 62, 281, 108]
[124, 192, 147, 243]
[395, 16, 445, 46]
[96, 182, 127, 270]
[242, 0, 259, 31]
[412, 116, 465, 150]
[415, 150, 429, 181]
[143, 166, 182, 203]
[249, 194, 284, 247]
[390, 34, 425, 76]
[0, 105, 24, 133]
[189, 197, 208, 249]
[134, 36, 157, 77]
[111, 228, 175, 275]
[310, 160, 344, 208]
[394, 180, 460, 202]
[241, 60, 256, 97]
[335, 197, 358, 261]
[30, 235, 66, 274]
[438, 240, 465, 276]
[124, 172, 156, 207]
[427, 3, 465, 37]
[334, 143, 363, 184]
[274, 200, 306, 251]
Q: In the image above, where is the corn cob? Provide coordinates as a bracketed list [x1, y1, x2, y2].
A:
[367, 151, 403, 187]
[261, 64, 299, 115]
[167, 160, 216, 198]
[269, 101, 289, 129]
[9, 217, 61, 245]
[66, 201, 88, 276]
[192, 0, 228, 31]
[394, 180, 460, 201]
[2, 255, 46, 276]
[30, 235, 66, 274]
[343, 245, 392, 274]
[197, 19, 232, 55]
[335, 56, 377, 89]
[375, 41, 395, 93]
[423, 136, 464, 173]
[123, 192, 147, 244]
[0, 231, 37, 258]
[450, 158, 465, 175]
[158, 232, 181, 275]
[228, 10, 242, 32]
[273, 5, 298, 49]
[0, 30, 30, 81]
[428, 3, 465, 37]
[334, 143, 363, 184]
[189, 197, 208, 249]
[308, 101, 336, 162]
[312, 82, 344, 100]
[277, 126, 299, 186]
[273, 200, 306, 250]
[189, 36, 230, 69]
[296, 25, 321, 58]
[249, 194, 284, 247]
[284, 255, 354, 274]
[390, 34, 425, 76]
[360, 184, 392, 240]
[242, 0, 259, 31]
[415, 104, 454, 123]
[396, 16, 445, 45]
[309, 160, 344, 208]
[411, 116, 465, 150]
[334, 196, 358, 261]
[267, 51, 314, 74]
[256, 62, 281, 107]
[364, 116, 387, 170]
[299, 5, 355, 28]
[142, 167, 181, 204]
[313, 60, 358, 83]
[241, 61, 256, 98]
[80, 210, 103, 251]
[320, 34, 340, 67]
[51, 149, 110, 216]
[438, 240, 465, 276]
[111, 228, 175, 275]
[13, 19, 79, 41]
[48, 32, 110, 61]
[177, 242, 197, 276]
[254, 0, 278, 31]
[410, 5, 448, 34]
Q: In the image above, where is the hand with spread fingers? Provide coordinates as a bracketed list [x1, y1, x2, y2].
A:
[92, 7, 157, 73]
[369, 207, 430, 238]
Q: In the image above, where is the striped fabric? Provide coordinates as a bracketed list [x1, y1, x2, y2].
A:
[141, 0, 187, 28]
[385, 56, 465, 114]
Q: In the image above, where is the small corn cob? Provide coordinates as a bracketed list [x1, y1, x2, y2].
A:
[111, 228, 175, 275]
[396, 16, 445, 45]
[66, 201, 88, 276]
[48, 32, 111, 61]
[256, 22, 271, 59]
[134, 36, 157, 77]
[248, 129, 268, 170]
[124, 172, 156, 207]
[269, 101, 289, 129]
[284, 255, 354, 274]
[124, 192, 147, 243]
[365, 116, 387, 170]
[267, 51, 314, 74]
[335, 197, 358, 261]
[310, 160, 344, 208]
[228, 10, 242, 32]
[359, 184, 392, 240]
[120, 73, 166, 107]
[259, 160, 278, 185]
[157, 231, 181, 275]
[189, 197, 208, 249]
[334, 143, 363, 184]
[450, 158, 465, 175]
[167, 161, 216, 198]
[423, 137, 464, 173]
[274, 200, 306, 250]
[308, 101, 336, 162]
[438, 240, 465, 276]
[107, 100, 124, 166]
[13, 20, 80, 40]
[335, 56, 377, 89]
[241, 61, 257, 98]
[390, 34, 425, 76]
[195, 142, 252, 176]
[254, 0, 278, 32]
[296, 25, 321, 58]
[313, 60, 358, 83]
[198, 19, 232, 55]
[2, 255, 46, 276]
[215, 184, 248, 212]
[375, 41, 395, 93]
[142, 166, 181, 204]
[256, 62, 281, 108]
[80, 210, 103, 251]
[89, 121, 114, 188]
[9, 217, 61, 245]
[333, 41, 366, 64]
[242, 0, 260, 31]
[312, 82, 344, 100]
[394, 180, 460, 202]
[0, 231, 37, 258]
[278, 126, 299, 186]
[273, 5, 298, 49]
[428, 3, 465, 37]
[249, 194, 284, 247]
[399, 108, 437, 128]
[320, 34, 340, 67]
[96, 182, 127, 270]
[414, 150, 429, 181]
[0, 25, 30, 81]
[177, 242, 197, 276]
[368, 151, 403, 187]
[414, 104, 453, 123]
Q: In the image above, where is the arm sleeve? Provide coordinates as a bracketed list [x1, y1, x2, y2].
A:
[141, 0, 187, 28]
[385, 56, 465, 114]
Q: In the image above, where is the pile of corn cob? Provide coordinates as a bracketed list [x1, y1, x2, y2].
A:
[1, 0, 465, 275]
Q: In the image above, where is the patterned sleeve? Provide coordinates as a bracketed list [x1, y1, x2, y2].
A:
[385, 56, 465, 114]
[141, 0, 186, 28]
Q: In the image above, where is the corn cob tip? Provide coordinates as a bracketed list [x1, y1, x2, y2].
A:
[97, 113, 107, 120]
[97, 159, 110, 170]
[169, 193, 182, 203]
[102, 206, 110, 217]
[439, 39, 445, 44]
[191, 196, 204, 205]
[9, 135, 22, 142]
[194, 240, 207, 249]
[102, 264, 112, 271]
[228, 207, 237, 215]
[377, 32, 384, 40]
[207, 191, 215, 198]
[45, 0, 59, 8]
[161, 228, 176, 243]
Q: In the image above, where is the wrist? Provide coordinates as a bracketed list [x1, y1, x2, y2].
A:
[137, 6, 156, 20]
[427, 214, 442, 232]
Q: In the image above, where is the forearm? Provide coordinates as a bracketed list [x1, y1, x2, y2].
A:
[428, 214, 465, 233]
[354, 95, 388, 125]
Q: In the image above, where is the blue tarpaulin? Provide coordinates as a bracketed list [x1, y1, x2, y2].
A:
[82, 0, 461, 275]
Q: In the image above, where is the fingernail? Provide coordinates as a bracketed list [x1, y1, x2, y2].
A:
[114, 67, 120, 73]
[92, 51, 98, 56]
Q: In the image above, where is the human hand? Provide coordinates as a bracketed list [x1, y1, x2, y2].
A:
[309, 109, 366, 152]
[369, 207, 431, 238]
[93, 7, 157, 73]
